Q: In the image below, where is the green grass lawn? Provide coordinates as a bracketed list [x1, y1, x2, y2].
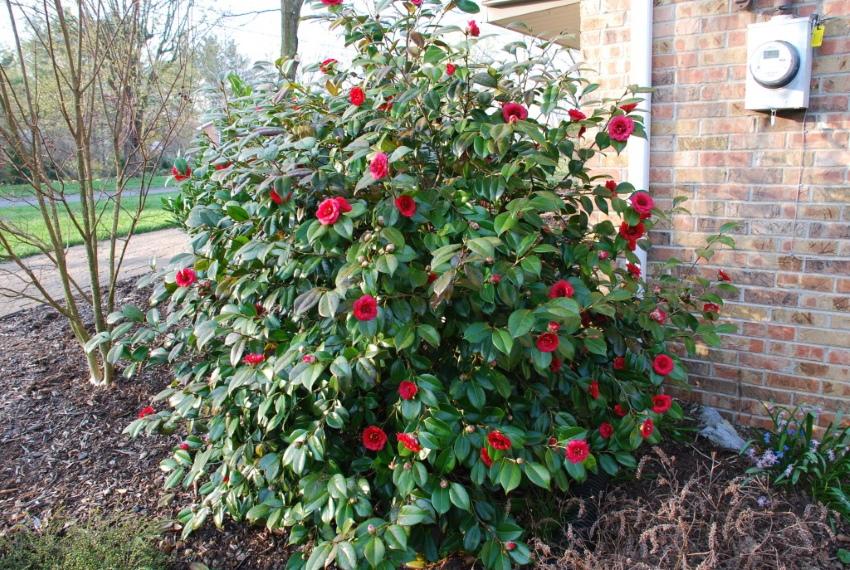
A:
[0, 192, 179, 259]
[0, 174, 172, 198]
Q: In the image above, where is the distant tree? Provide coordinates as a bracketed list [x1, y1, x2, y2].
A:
[280, 0, 303, 78]
[0, 0, 197, 385]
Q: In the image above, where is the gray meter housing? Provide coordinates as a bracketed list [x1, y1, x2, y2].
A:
[745, 15, 813, 111]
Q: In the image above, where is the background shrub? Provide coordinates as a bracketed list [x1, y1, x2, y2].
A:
[117, 0, 737, 567]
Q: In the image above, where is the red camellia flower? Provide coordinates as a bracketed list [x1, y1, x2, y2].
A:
[353, 294, 378, 321]
[370, 152, 389, 180]
[138, 406, 155, 419]
[608, 115, 635, 142]
[630, 191, 654, 219]
[652, 354, 675, 376]
[704, 302, 720, 314]
[620, 102, 638, 113]
[718, 270, 732, 282]
[505, 541, 517, 551]
[397, 433, 422, 453]
[316, 198, 342, 225]
[605, 180, 618, 193]
[175, 268, 196, 287]
[626, 263, 642, 279]
[269, 190, 283, 205]
[334, 196, 352, 213]
[619, 222, 646, 247]
[171, 165, 191, 181]
[427, 272, 438, 284]
[243, 353, 266, 366]
[550, 357, 562, 372]
[467, 20, 480, 36]
[588, 380, 600, 400]
[501, 102, 528, 123]
[398, 380, 418, 400]
[568, 109, 586, 121]
[599, 422, 614, 439]
[487, 430, 512, 450]
[214, 162, 232, 171]
[480, 447, 493, 467]
[613, 403, 628, 417]
[349, 86, 366, 106]
[652, 394, 673, 414]
[302, 354, 317, 364]
[565, 440, 590, 464]
[395, 195, 416, 217]
[649, 308, 667, 324]
[179, 442, 190, 450]
[613, 356, 626, 370]
[320, 58, 337, 73]
[321, 0, 342, 6]
[489, 274, 502, 285]
[547, 321, 560, 333]
[410, 0, 422, 5]
[548, 279, 574, 299]
[362, 426, 387, 451]
[640, 418, 655, 439]
[446, 63, 456, 76]
[536, 332, 559, 353]
[598, 250, 610, 260]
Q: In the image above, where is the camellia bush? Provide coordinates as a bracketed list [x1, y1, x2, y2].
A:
[117, 1, 738, 568]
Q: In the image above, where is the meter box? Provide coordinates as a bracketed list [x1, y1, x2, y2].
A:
[745, 15, 814, 111]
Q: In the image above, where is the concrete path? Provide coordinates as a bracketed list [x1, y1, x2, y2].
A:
[0, 186, 175, 208]
[0, 228, 188, 317]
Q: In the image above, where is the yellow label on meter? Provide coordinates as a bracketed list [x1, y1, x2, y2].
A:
[812, 24, 825, 47]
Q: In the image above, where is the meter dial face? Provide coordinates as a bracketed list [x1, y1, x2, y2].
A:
[750, 40, 800, 88]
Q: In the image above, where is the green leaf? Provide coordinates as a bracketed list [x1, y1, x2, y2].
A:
[449, 482, 471, 510]
[364, 537, 385, 568]
[499, 461, 521, 493]
[507, 309, 534, 338]
[83, 331, 111, 354]
[385, 524, 408, 550]
[336, 541, 357, 570]
[494, 212, 517, 235]
[456, 0, 480, 13]
[397, 504, 431, 526]
[417, 324, 440, 347]
[226, 204, 250, 222]
[523, 462, 550, 489]
[491, 329, 514, 355]
[432, 487, 450, 514]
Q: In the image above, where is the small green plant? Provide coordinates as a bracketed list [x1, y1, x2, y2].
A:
[745, 405, 850, 521]
[0, 515, 167, 570]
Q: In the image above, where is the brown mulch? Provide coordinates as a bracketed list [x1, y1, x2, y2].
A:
[0, 283, 848, 569]
[0, 283, 289, 569]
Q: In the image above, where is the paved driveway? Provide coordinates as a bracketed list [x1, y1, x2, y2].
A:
[0, 228, 188, 317]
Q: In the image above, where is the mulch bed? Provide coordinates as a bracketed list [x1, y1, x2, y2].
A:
[0, 283, 288, 569]
[0, 283, 847, 569]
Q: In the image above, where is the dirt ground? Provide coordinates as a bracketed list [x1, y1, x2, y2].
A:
[0, 283, 847, 569]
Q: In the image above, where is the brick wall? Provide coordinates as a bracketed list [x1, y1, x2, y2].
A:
[580, 0, 850, 427]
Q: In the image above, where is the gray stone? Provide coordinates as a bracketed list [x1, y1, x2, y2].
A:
[698, 406, 747, 451]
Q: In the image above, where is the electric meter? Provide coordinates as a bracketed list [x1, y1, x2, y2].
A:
[750, 40, 800, 88]
[745, 15, 814, 111]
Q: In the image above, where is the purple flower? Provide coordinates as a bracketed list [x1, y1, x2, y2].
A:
[756, 450, 778, 469]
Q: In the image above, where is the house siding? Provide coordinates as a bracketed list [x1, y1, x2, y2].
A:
[580, 0, 850, 427]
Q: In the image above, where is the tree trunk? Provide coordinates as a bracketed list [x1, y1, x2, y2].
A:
[280, 0, 303, 79]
